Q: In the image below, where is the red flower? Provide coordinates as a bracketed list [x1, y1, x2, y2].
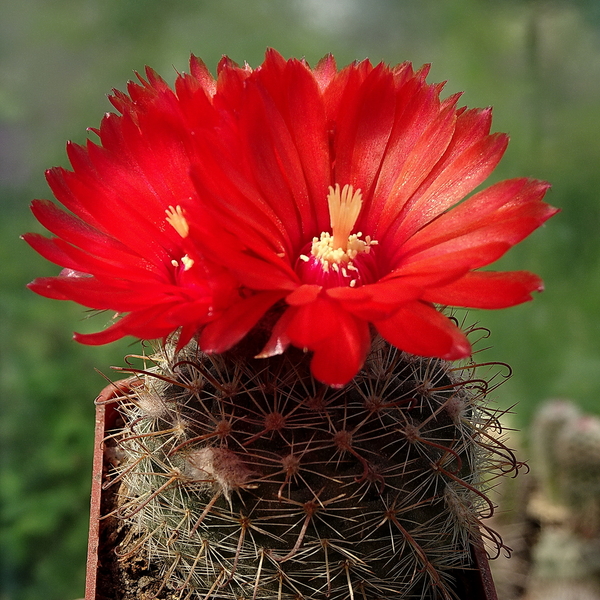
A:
[24, 63, 239, 347]
[26, 50, 557, 386]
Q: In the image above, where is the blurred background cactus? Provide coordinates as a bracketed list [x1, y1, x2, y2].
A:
[4, 1, 600, 599]
[530, 399, 580, 507]
[556, 413, 600, 535]
[492, 400, 600, 600]
[529, 399, 600, 535]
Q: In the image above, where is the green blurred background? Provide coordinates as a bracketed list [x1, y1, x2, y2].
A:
[2, 0, 600, 598]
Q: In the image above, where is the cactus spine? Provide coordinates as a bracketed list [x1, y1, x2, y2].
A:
[100, 334, 516, 599]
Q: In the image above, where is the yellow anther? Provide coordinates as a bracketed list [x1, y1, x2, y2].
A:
[308, 184, 377, 275]
[166, 205, 190, 238]
[181, 255, 194, 271]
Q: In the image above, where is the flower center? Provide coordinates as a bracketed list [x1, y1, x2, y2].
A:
[171, 255, 194, 272]
[166, 205, 198, 282]
[296, 184, 378, 288]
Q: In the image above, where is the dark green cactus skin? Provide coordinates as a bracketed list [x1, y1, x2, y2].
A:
[103, 338, 515, 600]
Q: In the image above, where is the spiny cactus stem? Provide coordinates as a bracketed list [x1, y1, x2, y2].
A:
[436, 464, 495, 519]
[112, 365, 190, 389]
[478, 521, 508, 560]
[410, 432, 465, 475]
[101, 454, 146, 491]
[219, 516, 252, 587]
[388, 513, 453, 600]
[190, 493, 222, 536]
[98, 336, 516, 599]
[117, 472, 182, 520]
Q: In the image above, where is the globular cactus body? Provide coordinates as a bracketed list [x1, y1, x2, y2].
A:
[102, 338, 514, 600]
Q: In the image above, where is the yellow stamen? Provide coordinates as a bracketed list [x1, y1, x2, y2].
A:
[328, 184, 363, 251]
[166, 205, 189, 238]
[308, 184, 377, 276]
[181, 255, 194, 271]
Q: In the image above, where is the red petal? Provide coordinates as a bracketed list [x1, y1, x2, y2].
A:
[74, 324, 129, 345]
[252, 56, 331, 235]
[392, 242, 510, 280]
[28, 269, 211, 311]
[285, 298, 341, 348]
[27, 278, 70, 301]
[387, 121, 509, 251]
[191, 218, 298, 291]
[237, 80, 309, 248]
[199, 291, 286, 354]
[313, 54, 337, 92]
[47, 153, 176, 267]
[188, 55, 217, 96]
[255, 309, 294, 358]
[29, 200, 156, 272]
[336, 300, 403, 322]
[286, 284, 322, 306]
[374, 301, 471, 360]
[23, 233, 162, 283]
[422, 270, 544, 308]
[161, 299, 216, 327]
[332, 63, 397, 200]
[309, 315, 371, 387]
[73, 305, 178, 345]
[191, 138, 295, 257]
[24, 233, 87, 273]
[366, 84, 457, 237]
[326, 278, 422, 305]
[401, 178, 555, 256]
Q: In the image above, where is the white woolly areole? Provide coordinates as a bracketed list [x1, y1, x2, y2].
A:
[136, 390, 169, 419]
[186, 447, 254, 500]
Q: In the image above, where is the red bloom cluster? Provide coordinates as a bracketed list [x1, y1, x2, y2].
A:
[26, 50, 557, 386]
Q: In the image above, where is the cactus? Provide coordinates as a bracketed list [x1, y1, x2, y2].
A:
[527, 526, 600, 597]
[97, 330, 517, 600]
[529, 399, 581, 506]
[526, 406, 600, 597]
[556, 414, 600, 536]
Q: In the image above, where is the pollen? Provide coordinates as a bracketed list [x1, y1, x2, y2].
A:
[181, 255, 194, 271]
[166, 205, 189, 238]
[310, 184, 377, 272]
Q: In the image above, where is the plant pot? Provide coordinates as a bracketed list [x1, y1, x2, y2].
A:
[85, 380, 499, 600]
[85, 379, 135, 600]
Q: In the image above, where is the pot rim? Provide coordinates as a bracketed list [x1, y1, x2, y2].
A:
[85, 379, 133, 600]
